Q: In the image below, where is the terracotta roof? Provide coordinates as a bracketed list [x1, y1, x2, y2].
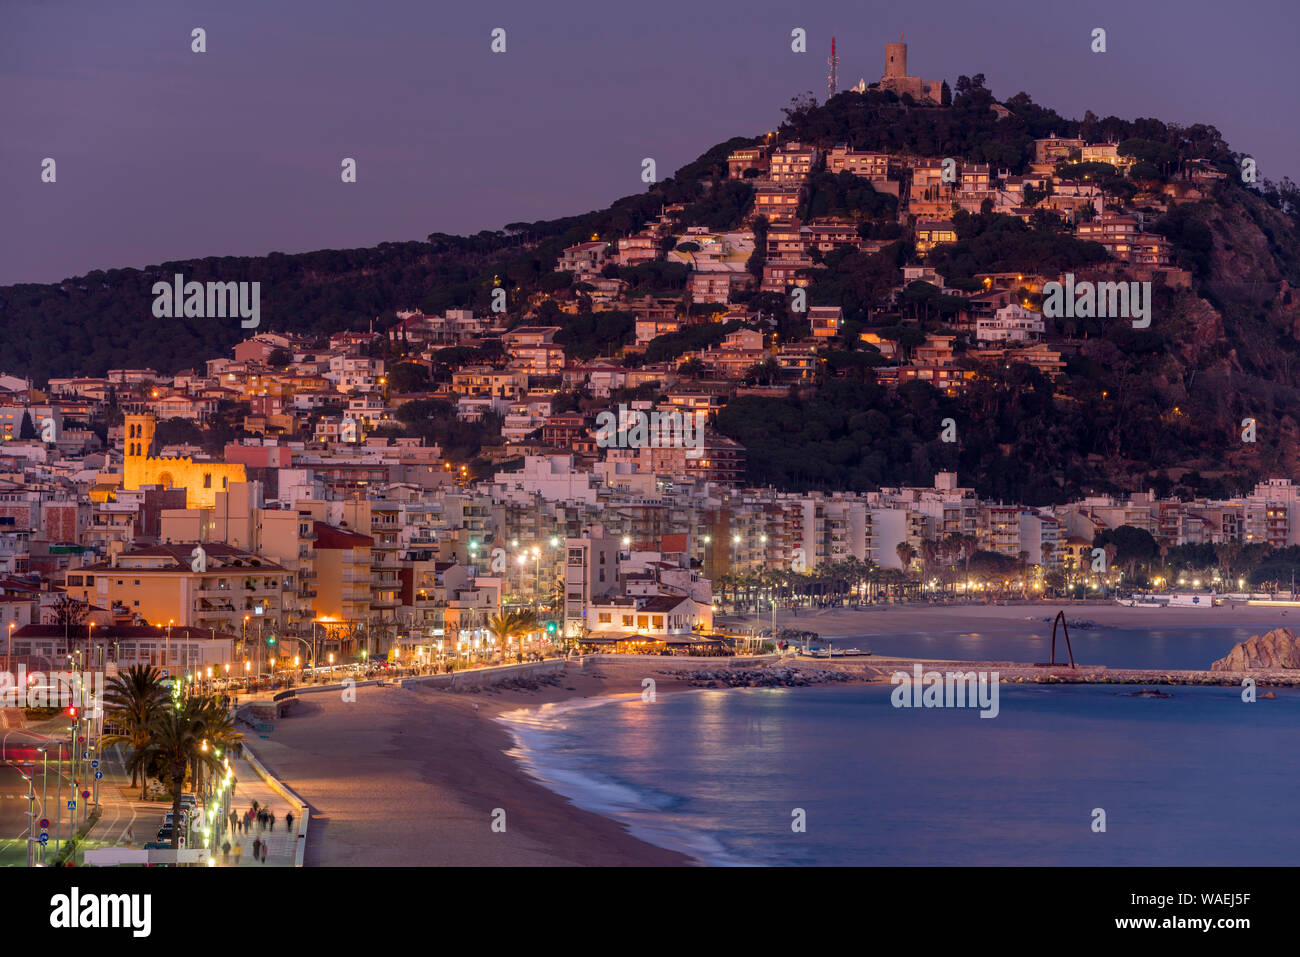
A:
[314, 522, 374, 548]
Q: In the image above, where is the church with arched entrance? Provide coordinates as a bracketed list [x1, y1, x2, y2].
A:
[122, 413, 247, 508]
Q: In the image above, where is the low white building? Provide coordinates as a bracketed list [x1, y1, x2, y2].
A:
[977, 303, 1044, 343]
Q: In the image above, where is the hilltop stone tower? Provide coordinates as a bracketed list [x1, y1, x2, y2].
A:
[878, 34, 942, 105]
[885, 38, 907, 79]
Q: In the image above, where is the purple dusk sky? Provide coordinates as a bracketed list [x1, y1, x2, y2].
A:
[2, 0, 1297, 287]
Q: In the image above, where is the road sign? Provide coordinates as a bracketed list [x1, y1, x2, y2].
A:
[39, 834, 48, 846]
[94, 771, 103, 780]
[67, 800, 76, 810]
[82, 750, 91, 759]
[39, 818, 49, 829]
[161, 669, 169, 677]
[77, 736, 85, 744]
[82, 790, 90, 799]
[91, 760, 99, 769]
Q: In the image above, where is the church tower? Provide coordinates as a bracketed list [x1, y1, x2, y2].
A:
[123, 413, 156, 490]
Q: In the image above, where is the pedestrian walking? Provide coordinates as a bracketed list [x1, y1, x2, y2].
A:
[222, 840, 231, 863]
[268, 811, 275, 831]
[260, 843, 268, 863]
[233, 842, 243, 865]
[252, 800, 260, 815]
[229, 810, 237, 832]
[285, 811, 294, 832]
[253, 837, 262, 860]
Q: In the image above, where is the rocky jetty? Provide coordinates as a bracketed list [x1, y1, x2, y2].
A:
[1211, 628, 1300, 671]
[1033, 616, 1105, 629]
[672, 664, 854, 688]
[755, 628, 821, 643]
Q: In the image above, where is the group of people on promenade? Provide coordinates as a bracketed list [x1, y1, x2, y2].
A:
[219, 799, 295, 865]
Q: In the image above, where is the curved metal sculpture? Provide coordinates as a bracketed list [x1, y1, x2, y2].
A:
[1049, 610, 1076, 668]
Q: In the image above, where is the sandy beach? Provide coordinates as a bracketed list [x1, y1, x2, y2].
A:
[245, 659, 722, 866]
[738, 600, 1300, 637]
[243, 602, 1295, 866]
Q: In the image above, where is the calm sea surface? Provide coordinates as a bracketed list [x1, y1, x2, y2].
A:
[501, 628, 1300, 865]
[823, 624, 1258, 670]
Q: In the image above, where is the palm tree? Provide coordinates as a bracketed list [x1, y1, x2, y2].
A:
[186, 697, 243, 812]
[920, 537, 940, 580]
[486, 612, 514, 663]
[141, 696, 225, 849]
[510, 610, 540, 659]
[487, 610, 540, 662]
[896, 542, 918, 574]
[101, 665, 168, 800]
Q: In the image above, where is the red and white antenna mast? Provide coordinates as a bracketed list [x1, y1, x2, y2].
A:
[827, 37, 839, 100]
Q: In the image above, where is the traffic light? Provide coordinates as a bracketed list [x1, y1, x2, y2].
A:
[267, 635, 276, 646]
[545, 621, 558, 635]
[67, 706, 78, 719]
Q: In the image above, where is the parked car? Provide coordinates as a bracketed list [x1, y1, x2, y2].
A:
[155, 826, 186, 845]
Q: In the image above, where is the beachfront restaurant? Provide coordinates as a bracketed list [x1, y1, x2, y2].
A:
[575, 632, 729, 656]
[578, 594, 725, 655]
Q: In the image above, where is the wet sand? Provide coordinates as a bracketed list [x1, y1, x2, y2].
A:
[246, 659, 706, 866]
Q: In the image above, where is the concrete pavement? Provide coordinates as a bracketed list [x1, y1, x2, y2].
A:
[68, 746, 300, 866]
[206, 751, 300, 866]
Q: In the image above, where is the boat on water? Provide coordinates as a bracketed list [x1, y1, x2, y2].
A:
[806, 647, 871, 658]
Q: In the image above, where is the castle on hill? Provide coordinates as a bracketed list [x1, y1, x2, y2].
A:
[852, 36, 944, 105]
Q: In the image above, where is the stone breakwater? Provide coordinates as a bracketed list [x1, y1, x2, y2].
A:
[670, 664, 858, 688]
[823, 656, 1300, 688]
[1031, 615, 1107, 629]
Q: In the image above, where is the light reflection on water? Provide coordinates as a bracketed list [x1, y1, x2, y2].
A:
[500, 682, 1300, 866]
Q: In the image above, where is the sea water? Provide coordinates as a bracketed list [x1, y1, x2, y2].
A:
[501, 680, 1300, 866]
[825, 625, 1259, 670]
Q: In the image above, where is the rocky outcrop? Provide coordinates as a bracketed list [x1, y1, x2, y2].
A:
[1211, 628, 1300, 671]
